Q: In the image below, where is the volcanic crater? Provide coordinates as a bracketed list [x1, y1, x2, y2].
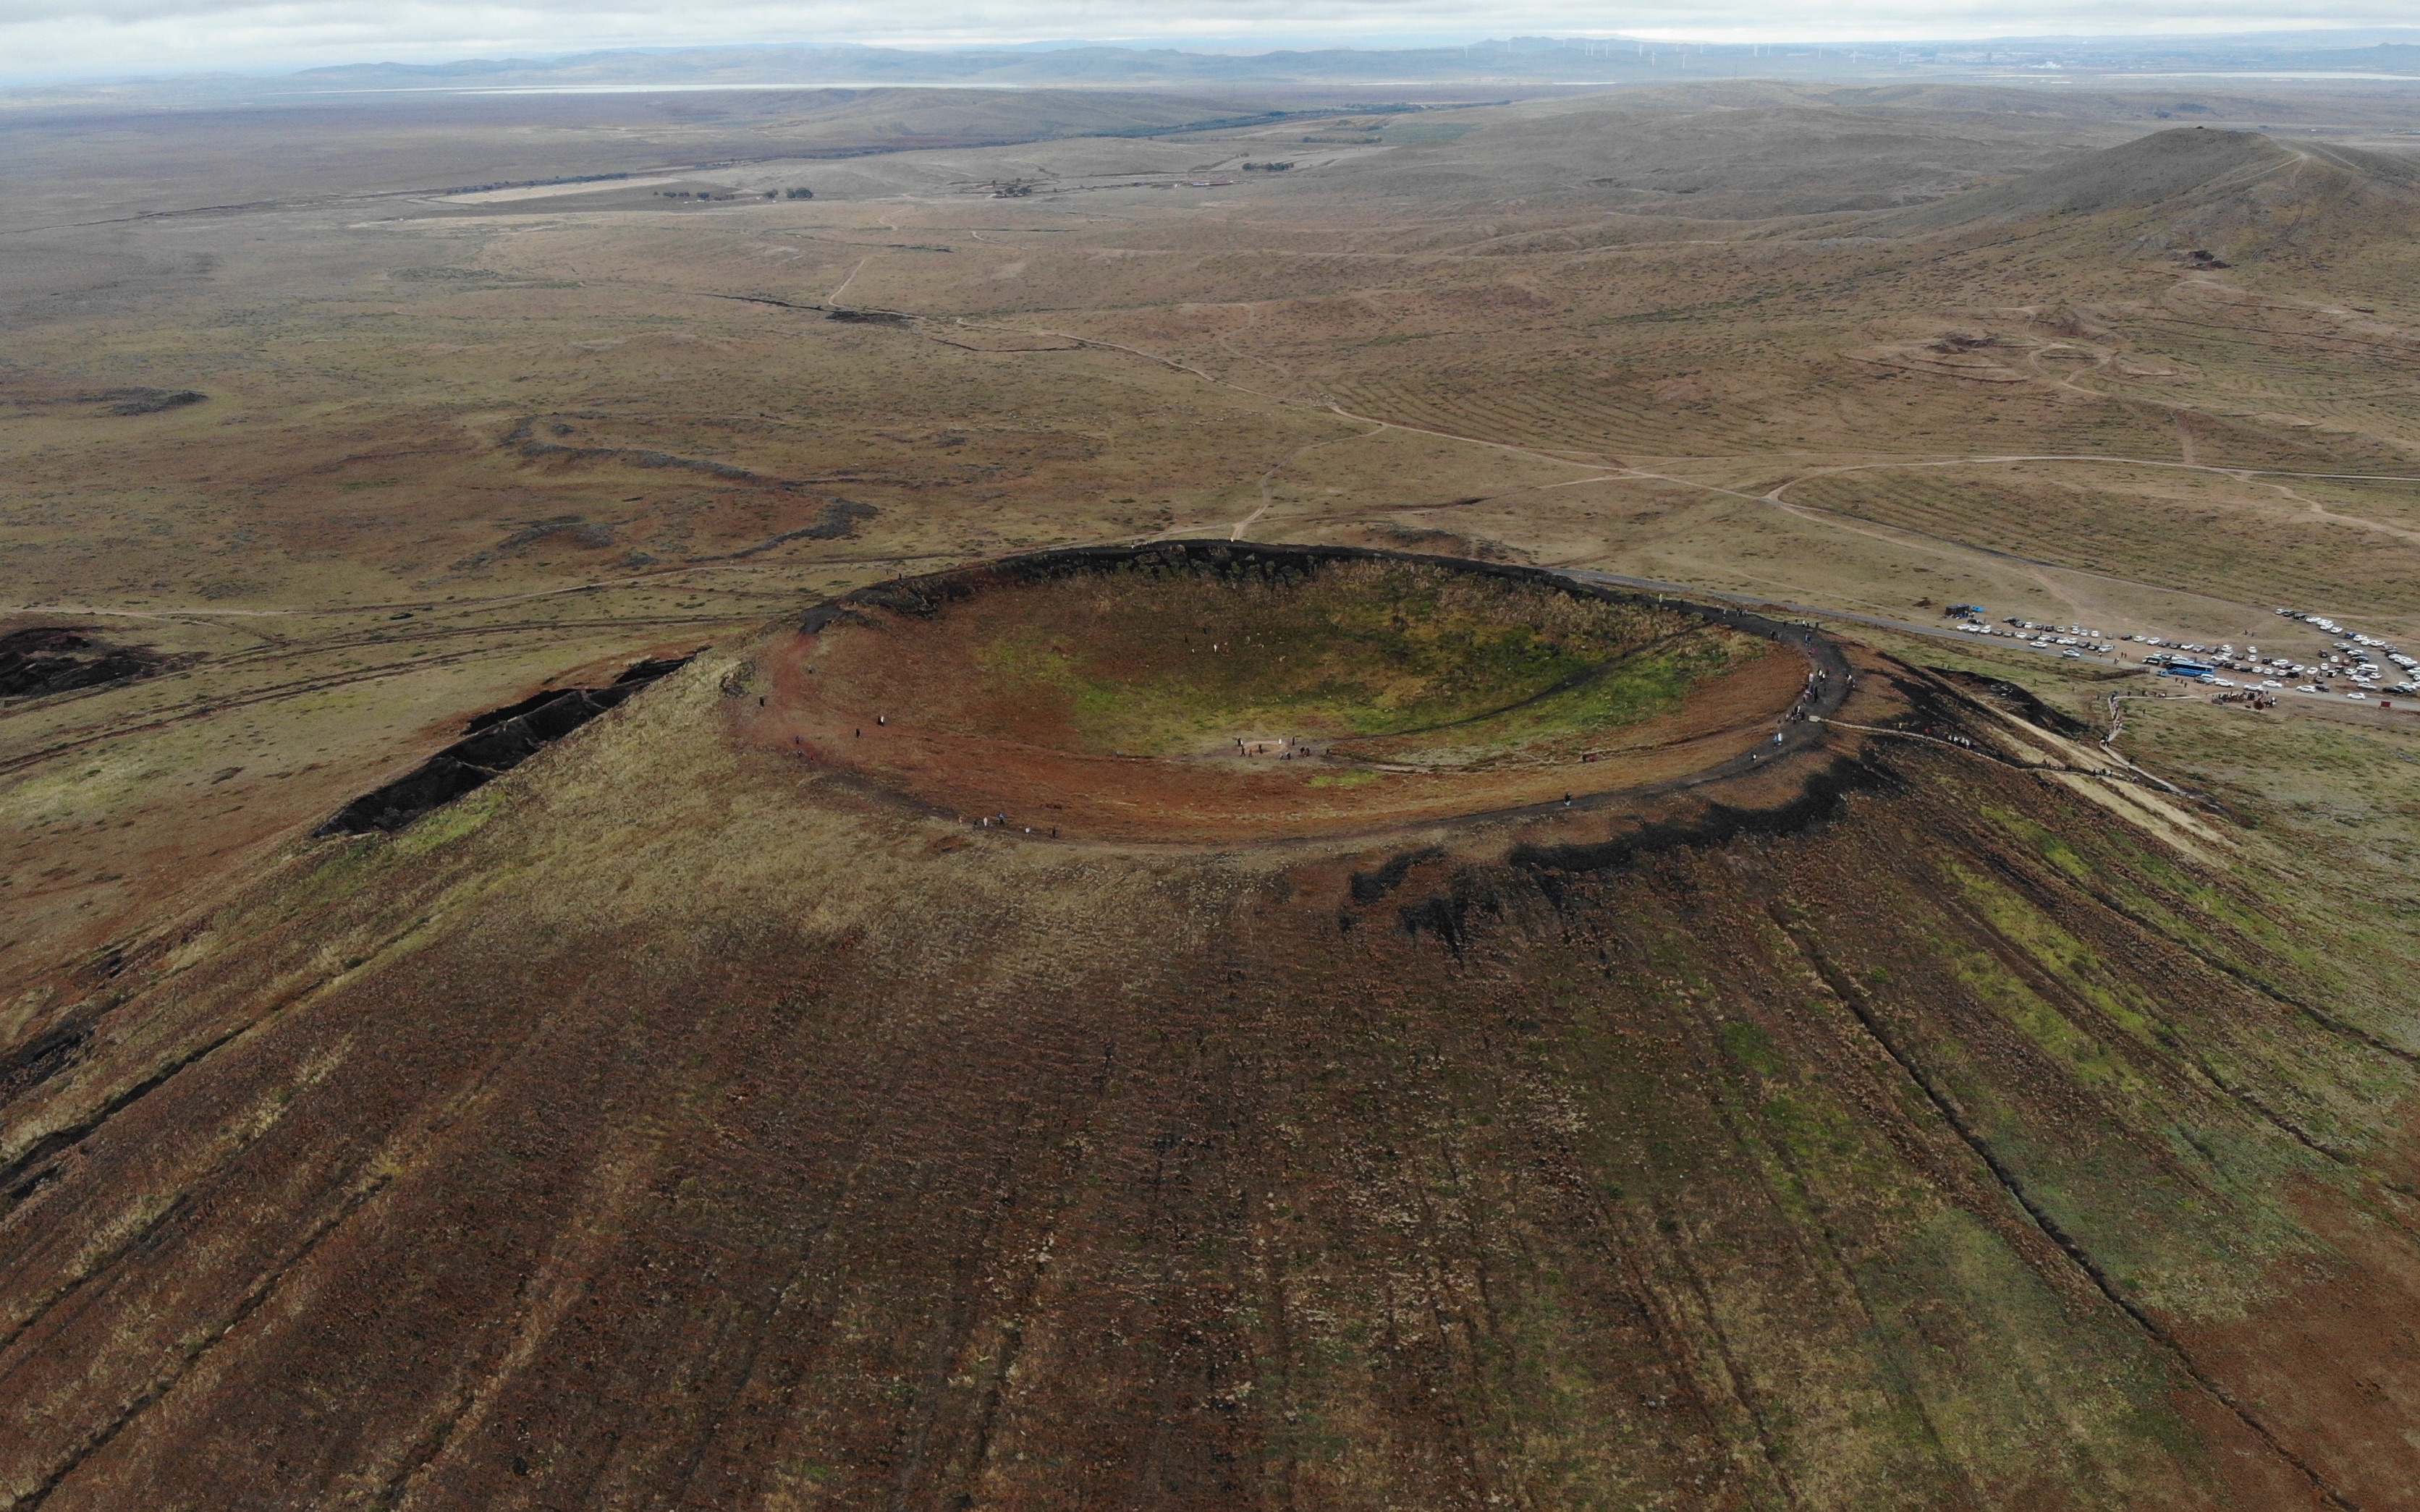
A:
[757, 543, 1840, 841]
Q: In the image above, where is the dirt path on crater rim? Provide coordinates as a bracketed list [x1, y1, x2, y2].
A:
[737, 543, 1861, 847]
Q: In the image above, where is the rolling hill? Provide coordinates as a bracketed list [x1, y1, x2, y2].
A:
[1890, 124, 2420, 275]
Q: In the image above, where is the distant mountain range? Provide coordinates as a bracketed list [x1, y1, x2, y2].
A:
[11, 31, 2420, 107]
[282, 33, 2420, 89]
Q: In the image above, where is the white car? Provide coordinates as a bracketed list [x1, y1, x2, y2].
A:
[2212, 678, 2236, 687]
[2297, 684, 2321, 692]
[2348, 692, 2368, 700]
[2259, 680, 2283, 689]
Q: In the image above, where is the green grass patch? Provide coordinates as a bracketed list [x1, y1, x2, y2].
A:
[967, 559, 1762, 765]
[1307, 770, 1379, 789]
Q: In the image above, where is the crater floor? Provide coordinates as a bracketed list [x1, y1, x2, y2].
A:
[751, 543, 1836, 841]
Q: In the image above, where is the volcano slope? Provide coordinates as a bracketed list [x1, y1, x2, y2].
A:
[6, 551, 2420, 1511]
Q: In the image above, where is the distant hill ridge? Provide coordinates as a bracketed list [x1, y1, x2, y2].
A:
[236, 31, 2420, 92]
[1898, 127, 2297, 228]
[1886, 122, 2420, 267]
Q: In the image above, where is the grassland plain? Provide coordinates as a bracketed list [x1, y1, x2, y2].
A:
[5, 76, 2420, 1508]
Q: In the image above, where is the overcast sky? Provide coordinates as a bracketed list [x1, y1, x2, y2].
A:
[5, 0, 2416, 85]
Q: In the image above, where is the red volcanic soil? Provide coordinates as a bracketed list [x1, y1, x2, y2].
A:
[5, 557, 2417, 1510]
[746, 545, 1824, 841]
